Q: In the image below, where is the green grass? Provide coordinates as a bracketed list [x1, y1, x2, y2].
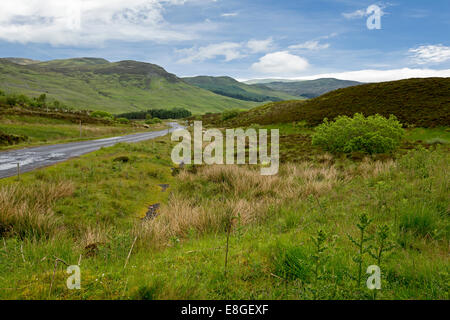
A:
[0, 114, 168, 150]
[0, 125, 448, 299]
[405, 127, 450, 143]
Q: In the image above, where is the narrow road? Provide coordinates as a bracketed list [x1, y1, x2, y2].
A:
[0, 122, 184, 179]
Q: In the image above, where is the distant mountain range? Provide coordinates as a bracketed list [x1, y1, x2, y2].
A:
[182, 76, 300, 102]
[0, 57, 364, 114]
[247, 78, 363, 98]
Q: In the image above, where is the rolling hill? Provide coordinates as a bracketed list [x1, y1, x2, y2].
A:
[0, 58, 260, 114]
[182, 76, 301, 102]
[252, 78, 363, 98]
[209, 78, 450, 128]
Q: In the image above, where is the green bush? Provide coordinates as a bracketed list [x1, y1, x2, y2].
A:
[6, 95, 18, 106]
[116, 117, 130, 124]
[221, 109, 241, 121]
[145, 117, 162, 125]
[91, 110, 112, 118]
[312, 113, 404, 154]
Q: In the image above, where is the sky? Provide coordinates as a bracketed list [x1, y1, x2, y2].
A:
[0, 0, 449, 82]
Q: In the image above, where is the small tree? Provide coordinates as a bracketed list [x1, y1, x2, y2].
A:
[312, 113, 404, 154]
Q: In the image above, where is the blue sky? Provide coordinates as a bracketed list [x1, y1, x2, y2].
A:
[0, 0, 449, 81]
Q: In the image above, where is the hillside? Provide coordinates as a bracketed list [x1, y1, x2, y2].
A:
[257, 78, 363, 98]
[3, 58, 41, 65]
[183, 76, 301, 102]
[0, 58, 259, 114]
[212, 78, 450, 128]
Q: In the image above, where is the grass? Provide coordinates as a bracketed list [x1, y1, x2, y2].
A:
[0, 125, 448, 299]
[0, 114, 168, 150]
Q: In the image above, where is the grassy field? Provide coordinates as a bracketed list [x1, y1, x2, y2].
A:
[0, 123, 448, 300]
[0, 114, 168, 150]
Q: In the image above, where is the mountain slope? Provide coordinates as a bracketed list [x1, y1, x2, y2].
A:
[0, 58, 258, 114]
[257, 78, 363, 98]
[216, 78, 450, 128]
[183, 76, 301, 102]
[3, 57, 41, 65]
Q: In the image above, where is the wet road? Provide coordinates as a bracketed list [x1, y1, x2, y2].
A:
[0, 122, 184, 179]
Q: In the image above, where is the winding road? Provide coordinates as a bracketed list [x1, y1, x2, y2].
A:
[0, 122, 184, 179]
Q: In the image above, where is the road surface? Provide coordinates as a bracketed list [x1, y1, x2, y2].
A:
[0, 122, 184, 179]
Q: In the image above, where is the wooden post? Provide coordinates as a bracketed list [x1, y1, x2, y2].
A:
[79, 121, 82, 138]
[16, 163, 20, 181]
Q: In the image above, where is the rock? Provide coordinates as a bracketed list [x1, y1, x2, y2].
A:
[144, 203, 160, 220]
[158, 184, 169, 192]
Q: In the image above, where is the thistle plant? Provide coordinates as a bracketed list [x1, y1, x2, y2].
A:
[348, 213, 373, 288]
[311, 229, 328, 298]
[369, 224, 395, 267]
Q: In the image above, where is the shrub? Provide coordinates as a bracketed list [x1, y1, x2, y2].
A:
[145, 117, 162, 125]
[221, 109, 241, 121]
[91, 110, 112, 118]
[6, 95, 18, 106]
[312, 113, 404, 154]
[116, 117, 130, 124]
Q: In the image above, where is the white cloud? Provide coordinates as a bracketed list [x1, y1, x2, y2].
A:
[247, 38, 274, 53]
[289, 40, 329, 51]
[409, 45, 450, 64]
[251, 51, 309, 75]
[177, 42, 244, 63]
[0, 0, 207, 46]
[276, 68, 450, 83]
[342, 9, 366, 19]
[178, 38, 274, 63]
[221, 12, 238, 17]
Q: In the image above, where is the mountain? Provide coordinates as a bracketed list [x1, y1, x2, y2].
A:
[256, 78, 363, 98]
[3, 58, 41, 65]
[182, 76, 301, 102]
[242, 79, 299, 85]
[0, 58, 260, 114]
[213, 78, 450, 128]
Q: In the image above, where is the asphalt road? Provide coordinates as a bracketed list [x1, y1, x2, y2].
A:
[0, 122, 185, 179]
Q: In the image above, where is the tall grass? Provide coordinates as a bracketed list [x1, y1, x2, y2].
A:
[0, 181, 74, 239]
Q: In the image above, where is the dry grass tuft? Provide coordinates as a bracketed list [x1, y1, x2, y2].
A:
[0, 181, 74, 239]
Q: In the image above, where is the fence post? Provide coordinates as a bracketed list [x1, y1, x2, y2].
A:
[16, 163, 20, 181]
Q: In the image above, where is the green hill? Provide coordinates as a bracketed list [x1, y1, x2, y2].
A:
[183, 76, 301, 102]
[214, 78, 450, 128]
[258, 78, 362, 98]
[0, 58, 259, 114]
[3, 58, 41, 65]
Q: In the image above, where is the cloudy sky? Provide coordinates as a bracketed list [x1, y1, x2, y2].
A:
[0, 0, 449, 82]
